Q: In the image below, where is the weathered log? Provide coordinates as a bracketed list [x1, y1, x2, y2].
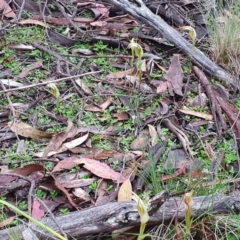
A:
[107, 0, 236, 87]
[0, 194, 240, 239]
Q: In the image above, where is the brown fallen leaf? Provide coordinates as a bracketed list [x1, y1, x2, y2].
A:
[0, 164, 44, 185]
[91, 150, 117, 160]
[148, 124, 158, 147]
[53, 157, 127, 183]
[43, 119, 77, 158]
[96, 179, 108, 198]
[164, 54, 184, 96]
[8, 43, 35, 50]
[130, 130, 149, 150]
[37, 133, 89, 158]
[0, 79, 24, 87]
[0, 216, 15, 228]
[84, 104, 102, 112]
[157, 81, 168, 93]
[8, 120, 54, 140]
[76, 2, 109, 18]
[75, 78, 93, 95]
[52, 156, 79, 172]
[106, 68, 134, 79]
[17, 61, 43, 78]
[161, 165, 187, 182]
[113, 112, 130, 120]
[49, 172, 79, 210]
[19, 19, 48, 28]
[32, 15, 86, 27]
[84, 97, 112, 112]
[72, 188, 91, 201]
[76, 158, 127, 183]
[31, 199, 44, 220]
[179, 107, 213, 121]
[0, 0, 17, 19]
[118, 179, 132, 202]
[100, 96, 112, 110]
[90, 20, 108, 27]
[189, 169, 205, 179]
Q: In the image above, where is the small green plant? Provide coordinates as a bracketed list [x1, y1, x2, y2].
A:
[133, 27, 140, 33]
[50, 190, 58, 198]
[144, 107, 152, 118]
[93, 40, 107, 53]
[120, 136, 135, 151]
[235, 98, 240, 108]
[36, 189, 46, 199]
[218, 141, 237, 165]
[70, 166, 81, 173]
[45, 162, 55, 170]
[89, 180, 98, 192]
[0, 48, 20, 73]
[111, 159, 119, 170]
[91, 135, 112, 150]
[107, 181, 114, 191]
[18, 201, 28, 210]
[60, 208, 70, 215]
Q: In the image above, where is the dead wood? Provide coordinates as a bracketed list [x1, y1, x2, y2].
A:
[193, 66, 227, 137]
[107, 0, 235, 87]
[215, 95, 240, 146]
[1, 194, 240, 239]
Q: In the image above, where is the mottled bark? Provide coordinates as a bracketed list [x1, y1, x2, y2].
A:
[0, 194, 240, 239]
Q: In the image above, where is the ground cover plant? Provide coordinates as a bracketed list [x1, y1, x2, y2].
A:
[1, 0, 240, 239]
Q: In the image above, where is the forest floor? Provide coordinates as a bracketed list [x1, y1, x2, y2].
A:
[1, 0, 240, 239]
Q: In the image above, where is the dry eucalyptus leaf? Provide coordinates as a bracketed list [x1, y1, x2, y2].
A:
[74, 158, 127, 182]
[118, 179, 132, 202]
[20, 19, 48, 28]
[37, 133, 89, 158]
[164, 54, 184, 96]
[106, 68, 134, 79]
[75, 78, 93, 95]
[8, 121, 54, 140]
[179, 107, 213, 120]
[100, 96, 112, 110]
[0, 0, 17, 19]
[72, 188, 91, 201]
[148, 124, 158, 146]
[0, 79, 24, 87]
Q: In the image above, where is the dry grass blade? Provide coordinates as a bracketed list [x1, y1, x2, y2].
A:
[207, 0, 240, 84]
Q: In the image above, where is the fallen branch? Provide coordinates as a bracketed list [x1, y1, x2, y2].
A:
[193, 66, 227, 136]
[0, 71, 102, 94]
[107, 0, 235, 87]
[1, 194, 240, 239]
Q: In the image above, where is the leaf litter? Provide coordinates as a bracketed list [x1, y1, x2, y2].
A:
[0, 0, 240, 239]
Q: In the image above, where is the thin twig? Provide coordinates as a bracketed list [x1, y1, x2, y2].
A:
[31, 41, 74, 66]
[0, 71, 102, 94]
[54, 0, 85, 34]
[17, 0, 26, 20]
[60, 54, 132, 59]
[0, 173, 35, 214]
[0, 80, 16, 118]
